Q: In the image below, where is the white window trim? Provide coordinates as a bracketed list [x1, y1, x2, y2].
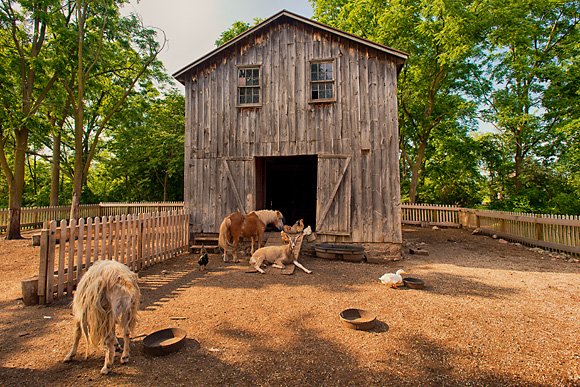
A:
[309, 58, 337, 104]
[236, 64, 262, 108]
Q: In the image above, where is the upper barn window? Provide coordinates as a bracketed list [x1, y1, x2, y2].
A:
[237, 66, 261, 106]
[310, 60, 335, 102]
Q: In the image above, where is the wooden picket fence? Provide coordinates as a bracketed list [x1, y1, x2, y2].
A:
[474, 210, 580, 255]
[401, 203, 580, 255]
[401, 204, 464, 228]
[0, 202, 184, 233]
[37, 209, 189, 304]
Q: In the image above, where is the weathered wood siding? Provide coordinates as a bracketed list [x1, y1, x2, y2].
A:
[184, 16, 402, 243]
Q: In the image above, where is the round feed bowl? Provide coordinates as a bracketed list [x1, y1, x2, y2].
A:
[314, 244, 365, 261]
[143, 327, 187, 356]
[403, 277, 425, 289]
[339, 308, 376, 331]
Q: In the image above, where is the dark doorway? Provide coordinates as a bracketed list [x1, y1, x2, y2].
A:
[255, 155, 317, 231]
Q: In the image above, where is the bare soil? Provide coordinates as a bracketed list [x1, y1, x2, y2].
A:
[1, 226, 579, 386]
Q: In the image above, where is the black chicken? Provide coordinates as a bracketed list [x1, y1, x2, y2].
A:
[198, 245, 209, 271]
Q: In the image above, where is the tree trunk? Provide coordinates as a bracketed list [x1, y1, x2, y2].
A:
[70, 1, 85, 221]
[163, 172, 168, 202]
[514, 134, 524, 191]
[408, 138, 428, 204]
[6, 129, 29, 239]
[50, 132, 61, 206]
[69, 111, 84, 221]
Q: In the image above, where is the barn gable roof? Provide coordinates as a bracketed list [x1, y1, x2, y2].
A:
[173, 9, 408, 84]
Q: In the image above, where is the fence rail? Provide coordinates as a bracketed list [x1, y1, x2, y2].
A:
[401, 203, 580, 256]
[0, 202, 184, 232]
[37, 209, 189, 304]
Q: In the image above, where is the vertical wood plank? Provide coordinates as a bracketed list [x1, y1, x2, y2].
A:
[85, 217, 93, 273]
[76, 218, 85, 284]
[67, 218, 77, 294]
[101, 216, 107, 261]
[46, 221, 57, 304]
[93, 217, 100, 264]
[120, 214, 126, 265]
[114, 215, 120, 261]
[57, 219, 67, 298]
[37, 229, 50, 305]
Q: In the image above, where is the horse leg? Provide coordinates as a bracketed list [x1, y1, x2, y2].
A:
[232, 237, 240, 263]
[63, 319, 82, 362]
[101, 329, 117, 374]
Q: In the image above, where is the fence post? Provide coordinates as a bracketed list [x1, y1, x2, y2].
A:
[137, 213, 144, 270]
[459, 209, 467, 229]
[37, 229, 50, 305]
[46, 221, 57, 304]
[536, 214, 543, 241]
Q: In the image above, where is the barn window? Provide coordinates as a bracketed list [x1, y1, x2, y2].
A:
[310, 60, 335, 102]
[237, 66, 261, 106]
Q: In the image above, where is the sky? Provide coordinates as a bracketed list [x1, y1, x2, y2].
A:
[121, 0, 314, 90]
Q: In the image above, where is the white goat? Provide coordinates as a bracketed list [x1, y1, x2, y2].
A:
[249, 231, 312, 274]
[63, 259, 140, 375]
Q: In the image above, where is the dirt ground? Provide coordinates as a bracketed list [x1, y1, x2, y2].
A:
[1, 226, 579, 387]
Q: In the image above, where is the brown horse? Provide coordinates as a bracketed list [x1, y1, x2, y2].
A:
[218, 210, 284, 262]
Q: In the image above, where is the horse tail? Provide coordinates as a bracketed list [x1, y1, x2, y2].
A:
[218, 217, 232, 251]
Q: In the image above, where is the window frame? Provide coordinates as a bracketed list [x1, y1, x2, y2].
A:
[309, 58, 337, 104]
[236, 64, 262, 108]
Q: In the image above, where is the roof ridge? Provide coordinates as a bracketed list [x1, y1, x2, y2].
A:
[173, 10, 408, 83]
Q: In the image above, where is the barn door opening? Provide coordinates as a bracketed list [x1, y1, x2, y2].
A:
[316, 155, 351, 236]
[255, 156, 317, 230]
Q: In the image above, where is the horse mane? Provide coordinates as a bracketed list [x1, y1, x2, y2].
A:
[251, 210, 283, 226]
[72, 260, 140, 352]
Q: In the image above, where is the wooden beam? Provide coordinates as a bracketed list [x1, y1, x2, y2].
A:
[223, 159, 247, 215]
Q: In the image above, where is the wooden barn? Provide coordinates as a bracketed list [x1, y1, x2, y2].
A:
[173, 10, 408, 254]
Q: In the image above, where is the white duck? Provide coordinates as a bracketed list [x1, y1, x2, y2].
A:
[379, 269, 408, 288]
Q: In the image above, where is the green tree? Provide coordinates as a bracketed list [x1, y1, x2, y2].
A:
[311, 0, 488, 203]
[61, 0, 165, 219]
[481, 0, 580, 194]
[0, 0, 63, 238]
[93, 88, 184, 202]
[215, 18, 264, 47]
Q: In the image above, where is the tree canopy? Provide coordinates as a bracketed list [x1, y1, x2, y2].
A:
[2, 0, 580, 241]
[310, 0, 580, 213]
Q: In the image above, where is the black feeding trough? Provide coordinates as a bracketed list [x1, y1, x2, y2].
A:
[314, 244, 365, 262]
[142, 328, 187, 356]
[403, 277, 425, 289]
